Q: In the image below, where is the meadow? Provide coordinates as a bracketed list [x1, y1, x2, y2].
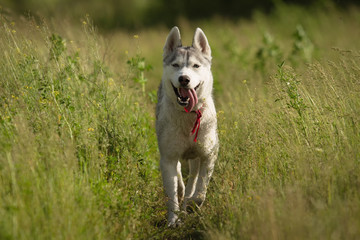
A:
[0, 3, 360, 239]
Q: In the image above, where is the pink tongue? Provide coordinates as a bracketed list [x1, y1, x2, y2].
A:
[179, 88, 198, 112]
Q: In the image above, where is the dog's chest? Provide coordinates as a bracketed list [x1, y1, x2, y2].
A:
[171, 112, 198, 135]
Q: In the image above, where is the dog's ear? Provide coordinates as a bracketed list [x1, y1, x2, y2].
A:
[163, 26, 182, 57]
[192, 28, 211, 58]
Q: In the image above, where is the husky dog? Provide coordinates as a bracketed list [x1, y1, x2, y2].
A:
[156, 26, 219, 226]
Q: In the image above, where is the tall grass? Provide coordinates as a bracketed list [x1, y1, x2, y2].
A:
[0, 4, 359, 240]
[208, 55, 360, 239]
[0, 16, 161, 239]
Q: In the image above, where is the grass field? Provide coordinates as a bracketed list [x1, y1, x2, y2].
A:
[1, 3, 360, 239]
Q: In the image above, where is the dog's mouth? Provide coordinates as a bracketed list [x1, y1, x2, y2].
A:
[172, 83, 200, 112]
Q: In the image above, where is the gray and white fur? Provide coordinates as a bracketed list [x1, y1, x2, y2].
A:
[156, 26, 219, 226]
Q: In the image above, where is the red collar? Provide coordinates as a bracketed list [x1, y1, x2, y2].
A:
[184, 106, 203, 142]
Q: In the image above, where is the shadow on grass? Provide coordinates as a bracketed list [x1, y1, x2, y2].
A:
[149, 213, 208, 240]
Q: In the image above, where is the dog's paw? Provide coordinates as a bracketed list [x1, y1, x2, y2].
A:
[167, 216, 182, 228]
[167, 212, 182, 227]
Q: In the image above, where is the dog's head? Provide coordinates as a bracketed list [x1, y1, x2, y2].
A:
[162, 27, 213, 112]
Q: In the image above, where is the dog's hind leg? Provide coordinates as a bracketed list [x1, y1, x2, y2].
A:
[160, 157, 180, 226]
[177, 161, 185, 204]
[185, 159, 200, 198]
[188, 151, 217, 209]
[183, 159, 200, 210]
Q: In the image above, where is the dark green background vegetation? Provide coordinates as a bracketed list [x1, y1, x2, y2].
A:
[1, 0, 359, 29]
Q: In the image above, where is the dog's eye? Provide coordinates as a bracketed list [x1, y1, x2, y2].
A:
[172, 63, 179, 68]
[193, 64, 200, 68]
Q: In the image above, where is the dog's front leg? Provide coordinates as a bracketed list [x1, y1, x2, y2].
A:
[160, 157, 180, 226]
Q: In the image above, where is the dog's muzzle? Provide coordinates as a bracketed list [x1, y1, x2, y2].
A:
[172, 82, 200, 113]
[172, 83, 200, 106]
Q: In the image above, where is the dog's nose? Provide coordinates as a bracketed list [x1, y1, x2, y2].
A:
[178, 75, 190, 87]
